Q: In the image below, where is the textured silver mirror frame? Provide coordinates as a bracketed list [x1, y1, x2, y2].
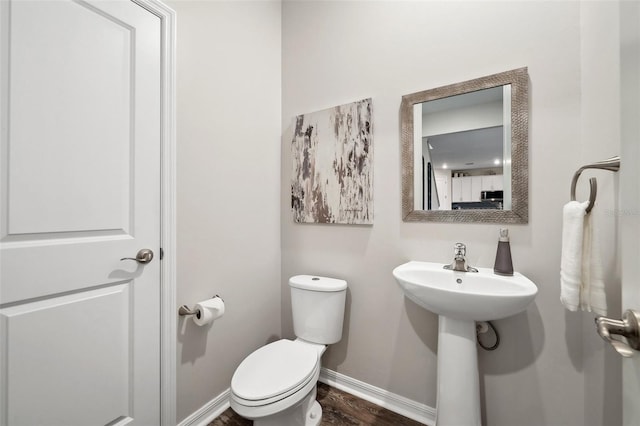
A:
[400, 67, 529, 224]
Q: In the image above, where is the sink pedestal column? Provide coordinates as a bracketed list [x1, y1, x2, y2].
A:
[436, 316, 481, 426]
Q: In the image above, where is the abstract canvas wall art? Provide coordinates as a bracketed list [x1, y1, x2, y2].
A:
[291, 98, 373, 224]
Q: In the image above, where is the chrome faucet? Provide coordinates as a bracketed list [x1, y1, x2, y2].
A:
[443, 243, 478, 273]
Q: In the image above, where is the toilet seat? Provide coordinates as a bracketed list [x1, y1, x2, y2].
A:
[231, 339, 319, 406]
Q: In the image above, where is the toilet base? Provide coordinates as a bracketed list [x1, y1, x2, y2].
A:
[307, 401, 322, 426]
[252, 386, 322, 426]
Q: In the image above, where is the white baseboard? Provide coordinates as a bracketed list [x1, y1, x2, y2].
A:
[181, 370, 436, 426]
[319, 367, 436, 426]
[177, 388, 230, 426]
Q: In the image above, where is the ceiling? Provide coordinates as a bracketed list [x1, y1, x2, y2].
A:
[424, 126, 503, 171]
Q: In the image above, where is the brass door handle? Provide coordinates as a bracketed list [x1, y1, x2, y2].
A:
[121, 249, 154, 264]
[595, 309, 640, 357]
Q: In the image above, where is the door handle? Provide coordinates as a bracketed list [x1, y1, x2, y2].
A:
[595, 309, 640, 357]
[120, 249, 154, 264]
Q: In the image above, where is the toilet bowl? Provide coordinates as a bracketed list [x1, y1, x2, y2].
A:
[230, 339, 325, 426]
[230, 275, 347, 425]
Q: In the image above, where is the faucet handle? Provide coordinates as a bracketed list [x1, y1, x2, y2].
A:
[454, 243, 466, 258]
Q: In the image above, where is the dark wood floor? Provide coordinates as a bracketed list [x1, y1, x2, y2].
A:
[210, 382, 424, 426]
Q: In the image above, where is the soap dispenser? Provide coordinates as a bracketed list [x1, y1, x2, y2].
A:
[493, 228, 514, 276]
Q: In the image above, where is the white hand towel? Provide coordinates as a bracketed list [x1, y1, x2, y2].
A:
[581, 212, 607, 315]
[560, 201, 588, 311]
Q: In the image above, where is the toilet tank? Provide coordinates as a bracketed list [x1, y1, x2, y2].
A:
[289, 275, 347, 345]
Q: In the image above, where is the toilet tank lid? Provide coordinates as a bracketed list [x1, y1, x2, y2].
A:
[289, 275, 347, 292]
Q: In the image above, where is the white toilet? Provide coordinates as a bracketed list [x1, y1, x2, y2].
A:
[230, 275, 347, 426]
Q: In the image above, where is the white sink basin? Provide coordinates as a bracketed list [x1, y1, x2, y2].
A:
[392, 261, 538, 321]
[393, 260, 538, 425]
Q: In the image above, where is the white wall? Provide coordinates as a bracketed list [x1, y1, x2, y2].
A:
[281, 2, 621, 425]
[169, 0, 282, 422]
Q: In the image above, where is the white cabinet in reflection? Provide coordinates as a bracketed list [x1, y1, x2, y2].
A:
[452, 174, 503, 202]
[470, 176, 483, 201]
[452, 176, 472, 202]
[481, 175, 503, 191]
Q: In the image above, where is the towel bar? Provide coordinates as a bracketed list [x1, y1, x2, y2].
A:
[570, 156, 620, 213]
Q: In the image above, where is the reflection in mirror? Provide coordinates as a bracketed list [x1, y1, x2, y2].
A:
[401, 68, 528, 223]
[415, 86, 511, 211]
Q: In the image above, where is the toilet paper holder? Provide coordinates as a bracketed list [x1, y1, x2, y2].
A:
[178, 295, 223, 318]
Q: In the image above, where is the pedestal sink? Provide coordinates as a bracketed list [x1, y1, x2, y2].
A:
[392, 261, 537, 426]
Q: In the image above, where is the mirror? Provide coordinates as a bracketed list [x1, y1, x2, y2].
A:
[401, 68, 529, 223]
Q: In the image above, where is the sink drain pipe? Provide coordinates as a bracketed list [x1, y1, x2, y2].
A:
[476, 321, 500, 351]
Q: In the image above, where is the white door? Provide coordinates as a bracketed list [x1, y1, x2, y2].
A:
[620, 1, 640, 424]
[0, 0, 162, 425]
